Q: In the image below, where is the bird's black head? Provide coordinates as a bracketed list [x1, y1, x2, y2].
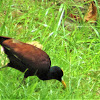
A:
[49, 66, 63, 81]
[48, 66, 66, 88]
[38, 66, 66, 88]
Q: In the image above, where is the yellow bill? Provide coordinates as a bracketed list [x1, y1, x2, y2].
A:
[61, 80, 66, 88]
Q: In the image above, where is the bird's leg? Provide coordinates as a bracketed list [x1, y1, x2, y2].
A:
[0, 65, 8, 70]
[22, 77, 26, 85]
[20, 77, 26, 85]
[17, 69, 29, 88]
[21, 68, 29, 85]
[17, 77, 26, 89]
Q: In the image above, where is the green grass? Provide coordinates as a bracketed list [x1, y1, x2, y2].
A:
[0, 0, 100, 99]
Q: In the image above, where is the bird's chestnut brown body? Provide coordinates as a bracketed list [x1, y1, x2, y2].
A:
[0, 36, 66, 88]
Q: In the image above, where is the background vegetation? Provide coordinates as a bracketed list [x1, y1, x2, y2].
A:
[0, 0, 100, 99]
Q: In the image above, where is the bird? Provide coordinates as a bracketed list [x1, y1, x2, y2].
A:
[0, 36, 66, 88]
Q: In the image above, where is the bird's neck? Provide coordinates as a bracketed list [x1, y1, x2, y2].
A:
[38, 69, 53, 80]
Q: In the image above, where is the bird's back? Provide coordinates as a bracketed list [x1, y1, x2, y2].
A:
[0, 36, 51, 76]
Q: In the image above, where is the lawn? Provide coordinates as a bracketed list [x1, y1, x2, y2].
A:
[0, 0, 100, 99]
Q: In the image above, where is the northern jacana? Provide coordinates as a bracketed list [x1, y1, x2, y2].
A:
[0, 36, 66, 88]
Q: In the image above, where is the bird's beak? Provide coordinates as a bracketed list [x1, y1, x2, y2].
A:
[61, 80, 66, 88]
[61, 69, 66, 88]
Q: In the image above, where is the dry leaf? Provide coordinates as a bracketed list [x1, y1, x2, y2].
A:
[27, 41, 43, 49]
[0, 46, 4, 53]
[84, 1, 97, 23]
[11, 9, 23, 18]
[69, 14, 82, 21]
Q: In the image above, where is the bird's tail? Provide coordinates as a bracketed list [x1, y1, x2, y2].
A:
[0, 36, 11, 44]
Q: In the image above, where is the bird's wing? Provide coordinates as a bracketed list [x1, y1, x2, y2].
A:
[3, 46, 29, 72]
[2, 38, 50, 69]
